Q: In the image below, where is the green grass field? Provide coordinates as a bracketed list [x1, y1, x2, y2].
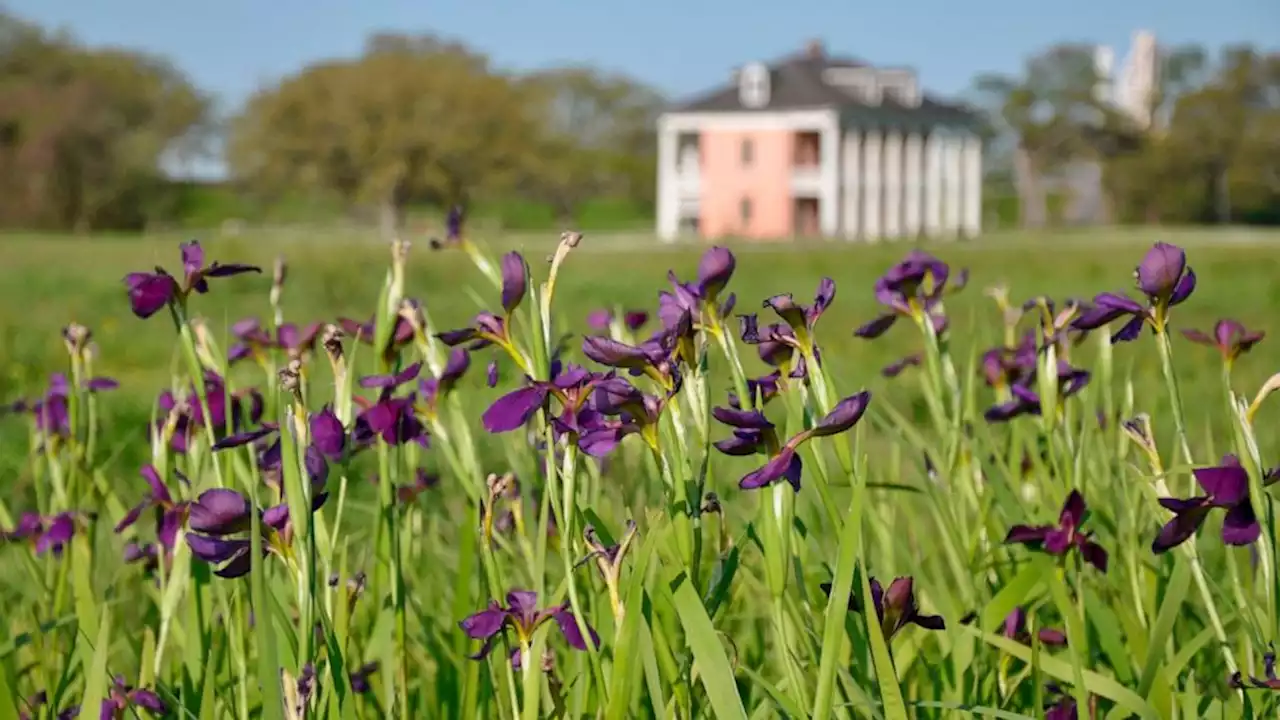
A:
[3, 227, 1278, 465]
[6, 226, 1280, 718]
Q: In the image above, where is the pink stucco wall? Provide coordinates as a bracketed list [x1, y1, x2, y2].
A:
[699, 129, 793, 240]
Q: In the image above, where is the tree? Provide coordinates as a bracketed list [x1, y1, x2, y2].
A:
[228, 34, 537, 236]
[517, 67, 665, 221]
[0, 11, 210, 230]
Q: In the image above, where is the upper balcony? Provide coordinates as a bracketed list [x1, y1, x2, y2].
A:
[791, 131, 822, 195]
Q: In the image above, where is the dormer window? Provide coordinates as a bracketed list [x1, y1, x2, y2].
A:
[822, 68, 880, 105]
[739, 62, 771, 108]
[877, 69, 920, 106]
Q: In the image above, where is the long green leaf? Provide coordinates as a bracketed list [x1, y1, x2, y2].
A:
[962, 626, 1159, 719]
[1138, 556, 1191, 696]
[666, 569, 748, 720]
[77, 607, 111, 718]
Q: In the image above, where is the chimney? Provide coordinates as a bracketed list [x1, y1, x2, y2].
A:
[805, 38, 825, 59]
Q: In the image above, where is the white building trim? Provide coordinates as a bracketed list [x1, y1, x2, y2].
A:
[658, 109, 840, 133]
[962, 134, 983, 237]
[818, 114, 840, 236]
[923, 132, 943, 238]
[841, 130, 861, 239]
[943, 133, 963, 238]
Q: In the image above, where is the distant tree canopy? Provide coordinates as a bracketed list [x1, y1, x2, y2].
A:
[227, 33, 666, 235]
[0, 6, 1277, 232]
[974, 43, 1280, 226]
[0, 12, 210, 230]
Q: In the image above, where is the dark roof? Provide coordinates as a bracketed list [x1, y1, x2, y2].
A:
[671, 47, 980, 130]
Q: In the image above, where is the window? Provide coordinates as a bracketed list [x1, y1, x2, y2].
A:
[738, 62, 771, 108]
[739, 197, 753, 228]
[740, 138, 754, 166]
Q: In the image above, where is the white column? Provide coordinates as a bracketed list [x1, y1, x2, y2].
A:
[656, 117, 679, 241]
[862, 129, 882, 241]
[841, 130, 861, 239]
[903, 132, 923, 238]
[943, 133, 963, 238]
[882, 131, 902, 240]
[923, 131, 942, 238]
[819, 115, 840, 237]
[962, 134, 982, 238]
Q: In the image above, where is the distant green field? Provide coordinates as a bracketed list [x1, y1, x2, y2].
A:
[2, 226, 1278, 472]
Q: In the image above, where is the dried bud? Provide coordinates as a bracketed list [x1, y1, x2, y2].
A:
[272, 255, 288, 289]
[700, 492, 722, 515]
[279, 358, 303, 396]
[541, 649, 556, 673]
[391, 237, 412, 265]
[560, 230, 583, 249]
[486, 472, 516, 501]
[62, 322, 92, 356]
[321, 324, 344, 362]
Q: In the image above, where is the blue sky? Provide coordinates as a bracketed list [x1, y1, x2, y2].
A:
[7, 0, 1276, 176]
[10, 0, 1276, 112]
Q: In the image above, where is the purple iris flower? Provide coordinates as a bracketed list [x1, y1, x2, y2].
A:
[1181, 319, 1264, 367]
[18, 691, 80, 720]
[395, 469, 440, 503]
[4, 372, 117, 441]
[760, 277, 836, 341]
[1005, 490, 1109, 573]
[658, 247, 737, 331]
[430, 205, 466, 250]
[185, 485, 323, 579]
[1230, 651, 1280, 690]
[115, 465, 187, 557]
[418, 348, 471, 415]
[100, 675, 165, 718]
[338, 300, 422, 364]
[983, 360, 1090, 423]
[1001, 607, 1067, 647]
[309, 405, 348, 461]
[3, 511, 82, 556]
[587, 309, 649, 333]
[125, 239, 261, 319]
[819, 575, 945, 640]
[980, 332, 1038, 391]
[581, 375, 677, 456]
[484, 363, 630, 456]
[855, 250, 966, 339]
[500, 252, 529, 315]
[352, 362, 428, 447]
[228, 318, 323, 364]
[1044, 689, 1082, 720]
[1072, 242, 1196, 342]
[437, 252, 529, 349]
[581, 328, 679, 385]
[737, 315, 814, 381]
[712, 390, 871, 491]
[155, 372, 263, 454]
[459, 589, 599, 663]
[486, 360, 500, 387]
[1152, 454, 1261, 554]
[881, 354, 923, 378]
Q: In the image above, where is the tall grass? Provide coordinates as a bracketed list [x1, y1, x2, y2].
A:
[2, 229, 1280, 719]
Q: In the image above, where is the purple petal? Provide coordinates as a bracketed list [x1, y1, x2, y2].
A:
[180, 240, 205, 277]
[696, 246, 736, 300]
[810, 391, 871, 437]
[1151, 505, 1211, 554]
[711, 406, 773, 430]
[188, 489, 252, 535]
[1222, 502, 1261, 546]
[553, 608, 600, 651]
[500, 252, 529, 314]
[1194, 464, 1250, 506]
[186, 533, 249, 564]
[1135, 242, 1186, 298]
[359, 361, 423, 389]
[482, 385, 548, 433]
[309, 406, 347, 460]
[740, 447, 802, 491]
[1111, 314, 1145, 343]
[854, 314, 898, 339]
[1058, 490, 1087, 532]
[1004, 524, 1049, 546]
[125, 272, 178, 319]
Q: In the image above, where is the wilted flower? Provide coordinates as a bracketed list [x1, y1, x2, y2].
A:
[1072, 242, 1195, 341]
[125, 239, 261, 319]
[1005, 490, 1109, 572]
[855, 250, 965, 339]
[459, 590, 599, 663]
[1152, 454, 1260, 554]
[1181, 319, 1264, 368]
[1001, 607, 1067, 646]
[819, 576, 945, 641]
[712, 390, 871, 491]
[979, 332, 1037, 391]
[100, 675, 165, 718]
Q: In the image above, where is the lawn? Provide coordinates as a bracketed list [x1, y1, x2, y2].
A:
[4, 225, 1280, 718]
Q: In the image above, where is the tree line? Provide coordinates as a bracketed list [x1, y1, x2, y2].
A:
[1, 8, 1276, 232]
